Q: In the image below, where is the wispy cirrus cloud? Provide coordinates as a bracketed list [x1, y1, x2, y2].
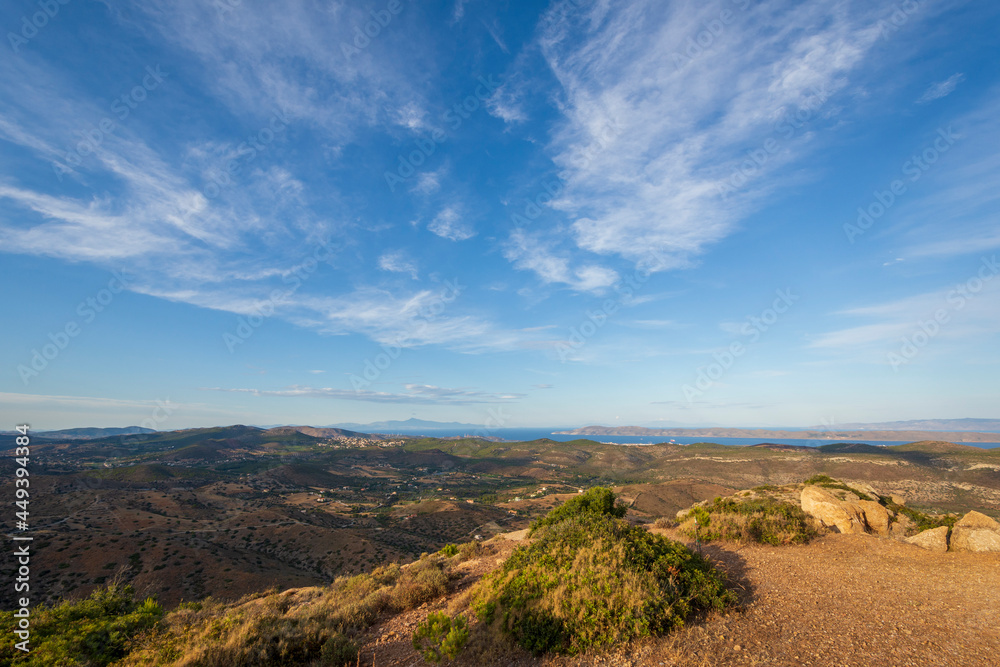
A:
[916, 73, 965, 104]
[114, 0, 431, 142]
[810, 268, 1000, 352]
[886, 94, 1000, 260]
[377, 250, 419, 279]
[0, 392, 237, 429]
[203, 383, 523, 405]
[503, 229, 618, 293]
[428, 205, 475, 241]
[532, 0, 885, 271]
[136, 282, 528, 352]
[0, 5, 525, 356]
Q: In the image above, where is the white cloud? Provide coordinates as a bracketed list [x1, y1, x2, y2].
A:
[536, 1, 884, 270]
[889, 96, 1000, 260]
[451, 0, 469, 23]
[486, 82, 528, 123]
[916, 73, 965, 104]
[413, 168, 444, 194]
[811, 269, 1000, 351]
[0, 392, 237, 431]
[626, 319, 681, 330]
[289, 287, 527, 352]
[120, 0, 430, 142]
[481, 17, 510, 54]
[130, 282, 524, 352]
[503, 229, 618, 293]
[394, 102, 428, 131]
[0, 30, 528, 357]
[204, 383, 523, 405]
[377, 250, 419, 279]
[0, 49, 336, 289]
[428, 205, 475, 241]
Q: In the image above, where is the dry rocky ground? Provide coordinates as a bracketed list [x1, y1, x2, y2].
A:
[360, 529, 1000, 667]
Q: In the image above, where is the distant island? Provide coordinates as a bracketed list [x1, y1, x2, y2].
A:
[556, 423, 1000, 443]
[826, 418, 1000, 432]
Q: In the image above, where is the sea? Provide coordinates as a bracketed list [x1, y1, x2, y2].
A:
[363, 428, 1000, 449]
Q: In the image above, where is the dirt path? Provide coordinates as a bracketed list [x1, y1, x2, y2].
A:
[626, 530, 1000, 667]
[362, 530, 1000, 666]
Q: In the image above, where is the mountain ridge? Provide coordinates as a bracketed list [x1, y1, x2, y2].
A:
[557, 424, 1000, 443]
[327, 418, 489, 431]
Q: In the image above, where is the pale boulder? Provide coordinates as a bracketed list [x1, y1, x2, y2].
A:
[950, 511, 1000, 553]
[905, 526, 949, 552]
[857, 500, 891, 536]
[801, 486, 868, 534]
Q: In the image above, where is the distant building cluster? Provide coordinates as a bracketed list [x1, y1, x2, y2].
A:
[321, 436, 407, 449]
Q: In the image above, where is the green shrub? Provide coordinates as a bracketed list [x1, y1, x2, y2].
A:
[0, 583, 163, 666]
[390, 558, 448, 611]
[679, 496, 817, 546]
[880, 499, 958, 535]
[528, 486, 626, 536]
[320, 633, 359, 666]
[456, 540, 484, 562]
[412, 612, 469, 663]
[439, 543, 459, 557]
[473, 511, 735, 655]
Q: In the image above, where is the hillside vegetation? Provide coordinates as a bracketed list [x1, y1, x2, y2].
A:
[2, 426, 998, 636]
[2, 489, 737, 665]
[676, 494, 818, 546]
[473, 489, 735, 655]
[0, 584, 163, 666]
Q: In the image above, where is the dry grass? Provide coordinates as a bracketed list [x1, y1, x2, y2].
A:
[119, 546, 476, 666]
[677, 495, 818, 546]
[471, 514, 735, 656]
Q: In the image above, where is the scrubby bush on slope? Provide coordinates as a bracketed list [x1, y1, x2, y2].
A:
[473, 488, 735, 655]
[528, 486, 626, 536]
[412, 611, 469, 663]
[679, 495, 818, 546]
[119, 550, 465, 666]
[0, 583, 163, 666]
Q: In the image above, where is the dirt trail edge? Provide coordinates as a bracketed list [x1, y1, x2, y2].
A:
[362, 529, 1000, 666]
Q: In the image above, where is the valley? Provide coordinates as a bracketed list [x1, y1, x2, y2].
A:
[2, 426, 999, 610]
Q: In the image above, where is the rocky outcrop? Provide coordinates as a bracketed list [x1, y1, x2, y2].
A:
[850, 482, 881, 501]
[800, 487, 898, 536]
[905, 526, 949, 552]
[801, 486, 869, 534]
[890, 513, 914, 541]
[857, 500, 890, 536]
[950, 511, 1000, 553]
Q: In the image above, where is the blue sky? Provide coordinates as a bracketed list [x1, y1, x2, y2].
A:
[2, 0, 999, 431]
